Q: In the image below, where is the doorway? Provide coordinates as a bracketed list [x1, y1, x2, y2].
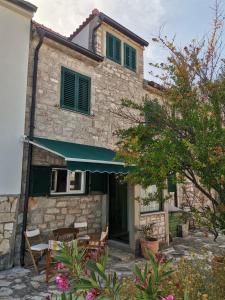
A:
[108, 174, 129, 244]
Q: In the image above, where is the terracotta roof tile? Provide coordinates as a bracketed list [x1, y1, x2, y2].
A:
[68, 9, 100, 41]
[32, 20, 67, 39]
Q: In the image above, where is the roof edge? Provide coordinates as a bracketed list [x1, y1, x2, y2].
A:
[33, 23, 104, 62]
[68, 9, 149, 47]
[99, 12, 149, 47]
[68, 9, 99, 41]
[143, 79, 164, 91]
[6, 0, 37, 12]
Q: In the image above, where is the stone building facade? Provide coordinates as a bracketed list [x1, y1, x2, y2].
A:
[13, 9, 170, 265]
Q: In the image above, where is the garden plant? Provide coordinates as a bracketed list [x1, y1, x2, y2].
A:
[49, 241, 225, 300]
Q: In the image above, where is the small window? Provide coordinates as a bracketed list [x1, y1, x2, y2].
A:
[106, 32, 121, 64]
[140, 185, 162, 213]
[51, 168, 85, 195]
[60, 67, 91, 115]
[124, 43, 136, 71]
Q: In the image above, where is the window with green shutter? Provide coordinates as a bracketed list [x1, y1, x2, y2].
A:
[29, 166, 51, 196]
[106, 32, 121, 64]
[60, 67, 91, 114]
[124, 43, 136, 71]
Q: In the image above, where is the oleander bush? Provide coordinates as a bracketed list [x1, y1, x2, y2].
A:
[49, 241, 225, 300]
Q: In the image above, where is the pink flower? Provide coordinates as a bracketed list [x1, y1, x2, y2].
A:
[86, 288, 98, 300]
[162, 295, 174, 300]
[134, 276, 141, 284]
[55, 273, 70, 292]
[56, 262, 65, 270]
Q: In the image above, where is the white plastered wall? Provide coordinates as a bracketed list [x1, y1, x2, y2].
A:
[0, 0, 33, 194]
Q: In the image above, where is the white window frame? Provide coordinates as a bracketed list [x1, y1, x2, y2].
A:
[50, 168, 86, 195]
[140, 185, 161, 213]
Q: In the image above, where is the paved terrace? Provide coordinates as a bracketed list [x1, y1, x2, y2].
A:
[0, 230, 225, 299]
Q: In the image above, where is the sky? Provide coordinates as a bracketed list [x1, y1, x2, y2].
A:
[31, 0, 222, 80]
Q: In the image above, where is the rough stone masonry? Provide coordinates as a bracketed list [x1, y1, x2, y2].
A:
[0, 196, 18, 270]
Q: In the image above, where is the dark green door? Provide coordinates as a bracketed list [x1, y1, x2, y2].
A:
[109, 174, 129, 243]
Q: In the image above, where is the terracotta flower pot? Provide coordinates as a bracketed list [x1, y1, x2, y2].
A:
[140, 238, 159, 259]
[212, 256, 225, 273]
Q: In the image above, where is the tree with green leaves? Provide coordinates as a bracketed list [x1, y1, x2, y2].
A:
[116, 1, 225, 239]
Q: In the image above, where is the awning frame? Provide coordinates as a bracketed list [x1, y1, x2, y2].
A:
[24, 136, 126, 166]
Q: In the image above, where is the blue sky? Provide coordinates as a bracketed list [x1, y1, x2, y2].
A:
[31, 0, 221, 79]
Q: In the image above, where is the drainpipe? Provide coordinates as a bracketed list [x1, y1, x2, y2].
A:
[92, 22, 102, 53]
[20, 28, 44, 266]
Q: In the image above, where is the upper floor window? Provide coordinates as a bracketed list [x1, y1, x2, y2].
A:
[124, 43, 136, 71]
[60, 67, 91, 115]
[106, 32, 121, 64]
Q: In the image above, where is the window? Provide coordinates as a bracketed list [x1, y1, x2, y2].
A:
[140, 185, 162, 213]
[124, 43, 136, 71]
[51, 168, 85, 194]
[60, 67, 91, 114]
[167, 174, 177, 193]
[106, 32, 121, 64]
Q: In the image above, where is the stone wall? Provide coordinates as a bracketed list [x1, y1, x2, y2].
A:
[27, 194, 104, 239]
[25, 34, 158, 149]
[139, 212, 167, 243]
[0, 196, 19, 270]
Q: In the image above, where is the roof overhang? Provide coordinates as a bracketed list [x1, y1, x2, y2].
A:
[6, 0, 37, 13]
[99, 12, 149, 47]
[68, 9, 149, 47]
[34, 25, 104, 63]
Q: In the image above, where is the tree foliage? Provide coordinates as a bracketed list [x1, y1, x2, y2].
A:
[116, 1, 225, 236]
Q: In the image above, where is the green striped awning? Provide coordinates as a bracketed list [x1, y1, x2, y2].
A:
[28, 137, 130, 174]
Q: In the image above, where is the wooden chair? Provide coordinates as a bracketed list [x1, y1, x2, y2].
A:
[74, 222, 90, 242]
[53, 227, 78, 242]
[86, 226, 109, 262]
[24, 229, 48, 273]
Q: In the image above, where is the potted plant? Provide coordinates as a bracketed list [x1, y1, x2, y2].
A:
[139, 223, 159, 258]
[212, 254, 225, 273]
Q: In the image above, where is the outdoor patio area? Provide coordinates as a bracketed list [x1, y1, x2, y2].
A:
[0, 230, 225, 299]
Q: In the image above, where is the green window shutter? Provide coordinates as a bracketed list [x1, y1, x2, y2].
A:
[61, 67, 76, 110]
[167, 174, 177, 193]
[61, 67, 91, 115]
[77, 74, 91, 114]
[124, 44, 129, 67]
[106, 32, 114, 60]
[114, 38, 121, 64]
[131, 47, 136, 71]
[90, 173, 108, 194]
[29, 166, 51, 197]
[106, 32, 121, 64]
[124, 43, 136, 71]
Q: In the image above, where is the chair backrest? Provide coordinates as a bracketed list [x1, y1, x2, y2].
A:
[53, 228, 78, 242]
[24, 229, 42, 249]
[48, 240, 63, 251]
[100, 226, 109, 242]
[74, 222, 87, 229]
[25, 229, 40, 238]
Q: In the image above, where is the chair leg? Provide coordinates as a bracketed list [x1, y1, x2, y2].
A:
[30, 251, 39, 274]
[46, 250, 50, 283]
